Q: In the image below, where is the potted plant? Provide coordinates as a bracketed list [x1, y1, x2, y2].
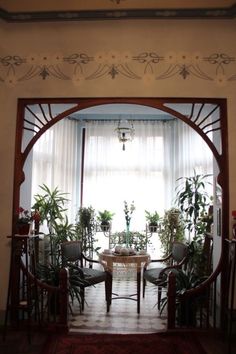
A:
[175, 171, 213, 269]
[16, 207, 41, 235]
[75, 206, 99, 258]
[32, 184, 69, 266]
[158, 208, 185, 258]
[145, 210, 160, 232]
[97, 209, 115, 232]
[32, 184, 69, 235]
[159, 267, 205, 326]
[175, 171, 212, 239]
[36, 257, 87, 314]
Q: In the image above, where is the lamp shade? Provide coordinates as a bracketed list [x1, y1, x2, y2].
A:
[115, 120, 135, 150]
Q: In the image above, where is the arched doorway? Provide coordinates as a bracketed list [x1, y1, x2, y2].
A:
[13, 97, 229, 327]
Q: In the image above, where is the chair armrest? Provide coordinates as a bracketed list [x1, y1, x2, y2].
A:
[99, 259, 108, 270]
[159, 261, 186, 278]
[82, 253, 100, 264]
[150, 253, 172, 263]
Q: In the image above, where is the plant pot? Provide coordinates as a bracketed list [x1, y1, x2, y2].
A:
[148, 224, 158, 233]
[17, 222, 31, 235]
[100, 223, 110, 232]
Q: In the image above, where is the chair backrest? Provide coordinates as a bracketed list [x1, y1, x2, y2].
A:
[171, 241, 188, 264]
[61, 241, 83, 267]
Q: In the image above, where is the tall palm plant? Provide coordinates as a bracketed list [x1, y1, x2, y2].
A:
[175, 171, 213, 274]
[32, 184, 69, 234]
[32, 184, 69, 265]
[175, 171, 212, 240]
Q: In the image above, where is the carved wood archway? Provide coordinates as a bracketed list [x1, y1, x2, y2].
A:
[14, 97, 229, 234]
[13, 96, 229, 326]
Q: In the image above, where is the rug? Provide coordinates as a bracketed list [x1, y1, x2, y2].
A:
[42, 332, 207, 354]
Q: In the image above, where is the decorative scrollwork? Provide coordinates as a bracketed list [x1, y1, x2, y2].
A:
[0, 51, 235, 87]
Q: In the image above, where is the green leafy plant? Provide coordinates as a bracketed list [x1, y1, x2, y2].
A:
[97, 209, 115, 227]
[158, 208, 185, 258]
[32, 184, 70, 266]
[53, 216, 76, 244]
[36, 259, 87, 312]
[110, 230, 150, 251]
[159, 267, 205, 326]
[32, 184, 69, 234]
[75, 206, 100, 256]
[77, 206, 95, 230]
[175, 171, 213, 272]
[145, 210, 160, 232]
[175, 171, 212, 238]
[145, 210, 160, 226]
[128, 231, 151, 251]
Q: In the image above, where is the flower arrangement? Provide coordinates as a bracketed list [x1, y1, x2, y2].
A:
[17, 207, 41, 224]
[123, 200, 135, 229]
[123, 201, 135, 247]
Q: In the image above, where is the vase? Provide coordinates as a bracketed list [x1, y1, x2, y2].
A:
[125, 224, 130, 248]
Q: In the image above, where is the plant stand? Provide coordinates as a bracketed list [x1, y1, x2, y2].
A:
[3, 234, 40, 343]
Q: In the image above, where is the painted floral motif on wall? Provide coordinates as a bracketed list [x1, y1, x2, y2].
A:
[1, 51, 235, 87]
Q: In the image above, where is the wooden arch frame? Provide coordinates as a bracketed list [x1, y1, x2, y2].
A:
[14, 97, 229, 234]
[13, 97, 229, 321]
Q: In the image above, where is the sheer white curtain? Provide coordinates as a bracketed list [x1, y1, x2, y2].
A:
[83, 120, 213, 232]
[83, 121, 164, 231]
[31, 118, 81, 223]
[83, 121, 165, 231]
[30, 118, 213, 232]
[164, 119, 213, 206]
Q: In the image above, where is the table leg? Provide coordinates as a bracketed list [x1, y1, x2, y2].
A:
[106, 271, 112, 312]
[137, 269, 141, 314]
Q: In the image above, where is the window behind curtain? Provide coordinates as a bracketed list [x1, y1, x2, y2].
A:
[31, 118, 81, 224]
[30, 118, 213, 233]
[83, 120, 213, 232]
[83, 120, 165, 231]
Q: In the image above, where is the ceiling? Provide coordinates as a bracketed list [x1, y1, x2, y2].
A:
[0, 0, 235, 22]
[68, 102, 216, 123]
[71, 103, 173, 122]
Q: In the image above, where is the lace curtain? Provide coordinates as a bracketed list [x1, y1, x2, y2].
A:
[31, 118, 213, 230]
[83, 120, 213, 232]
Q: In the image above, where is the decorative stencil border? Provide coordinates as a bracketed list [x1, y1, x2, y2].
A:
[1, 51, 236, 87]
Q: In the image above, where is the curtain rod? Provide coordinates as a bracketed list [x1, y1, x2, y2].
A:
[67, 117, 176, 122]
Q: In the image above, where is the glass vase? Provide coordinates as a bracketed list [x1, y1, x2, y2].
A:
[125, 224, 130, 248]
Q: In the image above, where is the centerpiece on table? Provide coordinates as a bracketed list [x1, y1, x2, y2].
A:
[123, 200, 135, 248]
